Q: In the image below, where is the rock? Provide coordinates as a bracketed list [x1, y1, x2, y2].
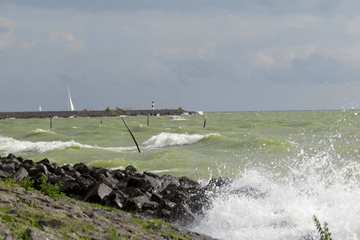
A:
[27, 164, 49, 178]
[101, 191, 127, 209]
[52, 168, 66, 176]
[2, 163, 17, 174]
[84, 183, 112, 203]
[98, 172, 118, 189]
[0, 220, 13, 239]
[38, 219, 63, 228]
[25, 227, 63, 240]
[74, 175, 96, 194]
[0, 169, 10, 179]
[125, 165, 138, 175]
[73, 162, 90, 173]
[11, 167, 29, 181]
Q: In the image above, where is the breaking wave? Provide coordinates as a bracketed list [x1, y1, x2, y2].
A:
[142, 132, 220, 148]
[0, 136, 136, 154]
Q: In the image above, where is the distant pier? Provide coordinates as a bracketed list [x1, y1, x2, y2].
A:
[0, 109, 197, 119]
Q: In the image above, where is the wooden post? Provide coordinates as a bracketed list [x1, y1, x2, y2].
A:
[203, 116, 207, 128]
[50, 115, 52, 130]
[122, 118, 141, 153]
[100, 117, 102, 125]
[147, 114, 149, 126]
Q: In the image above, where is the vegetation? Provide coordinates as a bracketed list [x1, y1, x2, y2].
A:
[116, 107, 130, 115]
[313, 215, 333, 240]
[20, 177, 35, 191]
[177, 107, 187, 112]
[0, 177, 202, 240]
[105, 107, 116, 115]
[39, 175, 66, 199]
[0, 115, 8, 119]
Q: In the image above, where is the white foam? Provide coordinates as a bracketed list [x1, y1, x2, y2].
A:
[29, 128, 53, 134]
[142, 132, 220, 148]
[172, 116, 187, 121]
[191, 151, 360, 240]
[0, 136, 137, 154]
[197, 111, 204, 115]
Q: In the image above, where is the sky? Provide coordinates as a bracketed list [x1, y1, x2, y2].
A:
[2, 0, 360, 112]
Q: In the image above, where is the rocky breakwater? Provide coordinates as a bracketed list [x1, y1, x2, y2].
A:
[0, 154, 229, 230]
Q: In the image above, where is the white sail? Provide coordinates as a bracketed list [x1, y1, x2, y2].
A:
[68, 85, 75, 111]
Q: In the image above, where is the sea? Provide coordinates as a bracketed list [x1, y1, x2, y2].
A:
[1, 110, 360, 240]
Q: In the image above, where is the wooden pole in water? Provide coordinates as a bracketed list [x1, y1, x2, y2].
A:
[50, 115, 52, 130]
[147, 114, 149, 126]
[122, 117, 141, 153]
[203, 116, 207, 128]
[100, 117, 102, 125]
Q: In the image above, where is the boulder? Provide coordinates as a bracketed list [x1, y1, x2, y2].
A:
[11, 167, 29, 181]
[84, 183, 112, 203]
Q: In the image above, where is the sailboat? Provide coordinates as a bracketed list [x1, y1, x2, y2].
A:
[68, 85, 75, 111]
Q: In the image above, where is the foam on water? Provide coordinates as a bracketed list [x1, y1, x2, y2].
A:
[191, 149, 360, 240]
[172, 116, 187, 121]
[0, 136, 136, 154]
[142, 132, 220, 148]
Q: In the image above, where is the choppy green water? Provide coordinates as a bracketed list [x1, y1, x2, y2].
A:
[2, 111, 360, 239]
[1, 111, 360, 180]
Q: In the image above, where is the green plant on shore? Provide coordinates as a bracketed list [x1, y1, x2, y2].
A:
[39, 175, 65, 199]
[3, 178, 16, 187]
[20, 177, 35, 191]
[313, 215, 333, 240]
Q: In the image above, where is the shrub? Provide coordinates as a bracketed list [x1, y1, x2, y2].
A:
[39, 175, 65, 199]
[20, 177, 35, 191]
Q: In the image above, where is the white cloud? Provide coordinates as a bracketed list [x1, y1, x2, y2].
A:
[49, 32, 85, 51]
[0, 16, 17, 28]
[252, 53, 275, 68]
[0, 30, 15, 50]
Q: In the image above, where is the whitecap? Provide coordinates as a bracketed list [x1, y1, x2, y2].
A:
[142, 132, 220, 148]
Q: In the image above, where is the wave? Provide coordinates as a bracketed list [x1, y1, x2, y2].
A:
[172, 116, 187, 121]
[192, 149, 360, 240]
[25, 128, 54, 137]
[0, 136, 136, 154]
[142, 132, 220, 148]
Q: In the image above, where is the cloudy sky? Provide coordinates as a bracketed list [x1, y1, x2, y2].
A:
[2, 0, 360, 112]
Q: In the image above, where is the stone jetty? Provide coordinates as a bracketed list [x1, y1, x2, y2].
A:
[0, 153, 230, 239]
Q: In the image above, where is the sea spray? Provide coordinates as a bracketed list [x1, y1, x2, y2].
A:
[191, 148, 360, 240]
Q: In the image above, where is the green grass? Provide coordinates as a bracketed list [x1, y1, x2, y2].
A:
[84, 223, 99, 232]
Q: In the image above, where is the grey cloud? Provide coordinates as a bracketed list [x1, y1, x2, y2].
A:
[4, 0, 350, 15]
[0, 27, 9, 32]
[268, 53, 356, 84]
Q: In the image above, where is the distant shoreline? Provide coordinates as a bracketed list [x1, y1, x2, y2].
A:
[0, 109, 198, 119]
